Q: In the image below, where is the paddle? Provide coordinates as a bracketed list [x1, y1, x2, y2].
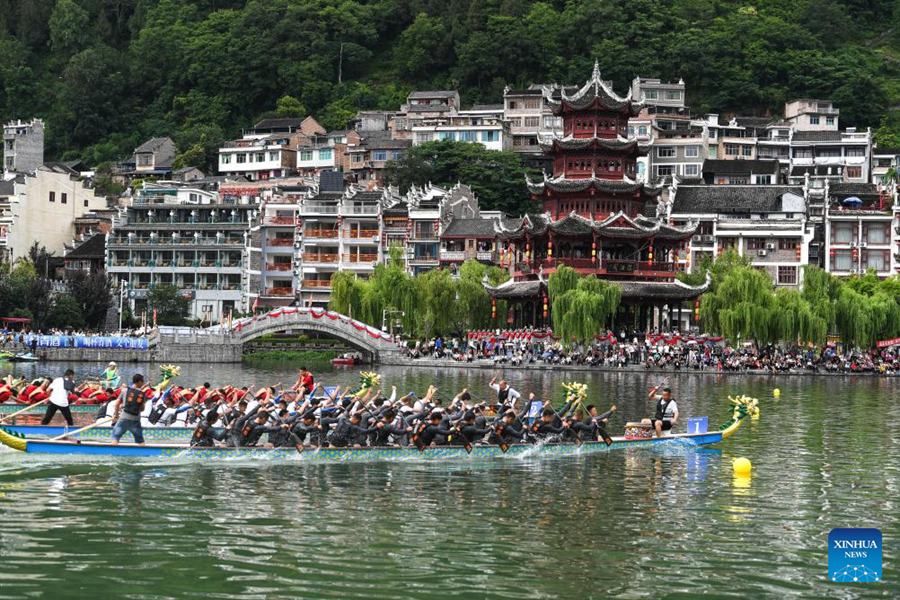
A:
[0, 398, 49, 423]
[50, 416, 113, 441]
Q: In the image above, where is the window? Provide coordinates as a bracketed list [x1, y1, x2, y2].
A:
[255, 152, 265, 162]
[826, 117, 835, 126]
[846, 166, 862, 179]
[864, 251, 888, 271]
[236, 153, 246, 164]
[810, 115, 820, 125]
[352, 153, 363, 163]
[794, 148, 812, 158]
[655, 165, 673, 176]
[833, 250, 851, 271]
[684, 164, 699, 176]
[507, 101, 518, 110]
[866, 224, 888, 244]
[725, 144, 739, 156]
[833, 223, 855, 244]
[4, 158, 12, 168]
[49, 191, 55, 203]
[708, 129, 717, 139]
[709, 146, 717, 158]
[318, 149, 332, 160]
[729, 177, 749, 184]
[846, 147, 865, 157]
[543, 116, 556, 129]
[657, 146, 675, 158]
[665, 90, 681, 100]
[437, 131, 456, 141]
[269, 151, 278, 161]
[524, 98, 540, 109]
[508, 117, 521, 127]
[685, 146, 699, 157]
[778, 239, 798, 251]
[373, 150, 387, 161]
[415, 132, 432, 144]
[645, 89, 658, 99]
[459, 131, 477, 142]
[746, 238, 767, 250]
[638, 126, 648, 136]
[137, 154, 152, 166]
[755, 175, 772, 185]
[818, 148, 840, 158]
[742, 145, 753, 157]
[482, 130, 499, 142]
[84, 199, 88, 207]
[524, 116, 540, 128]
[392, 151, 403, 160]
[221, 154, 231, 164]
[778, 266, 797, 285]
[61, 193, 67, 204]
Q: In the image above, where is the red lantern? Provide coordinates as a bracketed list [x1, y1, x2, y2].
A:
[693, 299, 701, 321]
[648, 244, 654, 262]
[547, 238, 553, 258]
[542, 293, 549, 318]
[591, 240, 597, 263]
[491, 297, 496, 319]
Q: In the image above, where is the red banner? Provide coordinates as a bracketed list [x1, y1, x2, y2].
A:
[877, 337, 900, 348]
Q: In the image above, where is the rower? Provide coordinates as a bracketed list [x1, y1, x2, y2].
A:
[40, 369, 76, 426]
[190, 406, 228, 447]
[531, 407, 568, 440]
[112, 373, 151, 445]
[455, 411, 491, 446]
[489, 377, 521, 410]
[643, 385, 679, 437]
[490, 409, 527, 446]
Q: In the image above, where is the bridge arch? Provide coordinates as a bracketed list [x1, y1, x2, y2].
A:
[232, 308, 400, 359]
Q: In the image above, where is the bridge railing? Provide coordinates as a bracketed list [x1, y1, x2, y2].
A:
[231, 307, 396, 347]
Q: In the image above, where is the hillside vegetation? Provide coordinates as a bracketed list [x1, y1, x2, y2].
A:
[0, 0, 898, 169]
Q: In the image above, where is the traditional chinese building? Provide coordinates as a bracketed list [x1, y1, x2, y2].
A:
[488, 64, 708, 332]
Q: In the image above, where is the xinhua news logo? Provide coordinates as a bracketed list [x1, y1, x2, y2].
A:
[828, 528, 882, 583]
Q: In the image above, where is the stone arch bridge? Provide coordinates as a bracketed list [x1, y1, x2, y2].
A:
[155, 308, 403, 363]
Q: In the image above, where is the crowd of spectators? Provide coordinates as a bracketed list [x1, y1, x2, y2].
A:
[401, 329, 900, 376]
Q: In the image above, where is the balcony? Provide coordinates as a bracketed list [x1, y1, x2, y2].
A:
[301, 280, 332, 289]
[267, 238, 295, 247]
[266, 263, 293, 271]
[302, 252, 339, 263]
[343, 205, 379, 215]
[303, 229, 339, 239]
[440, 250, 466, 261]
[344, 229, 380, 240]
[302, 204, 339, 215]
[264, 287, 294, 297]
[264, 216, 297, 225]
[343, 253, 378, 264]
[476, 251, 495, 262]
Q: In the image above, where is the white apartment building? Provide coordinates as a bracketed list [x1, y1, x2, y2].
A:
[106, 184, 254, 322]
[3, 119, 44, 174]
[785, 99, 840, 131]
[824, 182, 898, 277]
[411, 106, 511, 152]
[669, 184, 816, 287]
[503, 86, 562, 156]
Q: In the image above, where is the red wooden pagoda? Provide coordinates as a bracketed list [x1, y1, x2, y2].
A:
[488, 63, 707, 330]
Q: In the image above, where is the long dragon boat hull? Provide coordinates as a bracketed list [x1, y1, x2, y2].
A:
[0, 424, 199, 442]
[0, 403, 101, 415]
[0, 418, 744, 461]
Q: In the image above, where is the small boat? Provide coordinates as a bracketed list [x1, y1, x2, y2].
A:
[0, 413, 747, 461]
[9, 352, 40, 362]
[331, 354, 360, 367]
[0, 351, 15, 361]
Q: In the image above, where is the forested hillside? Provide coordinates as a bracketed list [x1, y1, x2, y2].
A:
[0, 0, 898, 170]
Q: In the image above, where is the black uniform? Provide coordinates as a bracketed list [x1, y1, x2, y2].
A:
[190, 422, 228, 447]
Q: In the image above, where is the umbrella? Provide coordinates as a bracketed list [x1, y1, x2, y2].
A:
[842, 196, 863, 207]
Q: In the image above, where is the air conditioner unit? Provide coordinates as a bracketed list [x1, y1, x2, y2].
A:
[757, 250, 767, 257]
[766, 243, 776, 250]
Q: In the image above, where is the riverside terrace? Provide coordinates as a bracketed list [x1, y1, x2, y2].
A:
[398, 332, 900, 376]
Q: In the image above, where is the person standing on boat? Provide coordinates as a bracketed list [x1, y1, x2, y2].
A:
[489, 378, 521, 411]
[644, 385, 678, 437]
[101, 362, 121, 390]
[111, 374, 151, 445]
[40, 369, 76, 426]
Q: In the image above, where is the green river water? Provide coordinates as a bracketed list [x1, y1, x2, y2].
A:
[0, 362, 896, 599]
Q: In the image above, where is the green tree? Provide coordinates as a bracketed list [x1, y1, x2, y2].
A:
[67, 270, 112, 329]
[275, 94, 306, 118]
[549, 266, 620, 345]
[47, 293, 86, 329]
[699, 265, 776, 344]
[49, 0, 90, 54]
[147, 284, 189, 326]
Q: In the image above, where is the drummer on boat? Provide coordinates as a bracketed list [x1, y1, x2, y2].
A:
[643, 384, 679, 437]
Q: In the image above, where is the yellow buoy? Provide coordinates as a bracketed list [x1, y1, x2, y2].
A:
[733, 457, 752, 477]
[773, 388, 781, 398]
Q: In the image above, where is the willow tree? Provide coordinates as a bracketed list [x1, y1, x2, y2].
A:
[835, 278, 900, 348]
[453, 259, 510, 332]
[801, 266, 841, 331]
[700, 265, 776, 344]
[773, 288, 827, 345]
[550, 272, 621, 345]
[329, 271, 367, 319]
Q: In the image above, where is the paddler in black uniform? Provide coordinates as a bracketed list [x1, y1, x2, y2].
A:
[191, 405, 228, 447]
[455, 410, 491, 445]
[490, 409, 527, 446]
[371, 409, 411, 446]
[531, 407, 569, 440]
[411, 411, 454, 449]
[112, 373, 150, 445]
[643, 385, 679, 437]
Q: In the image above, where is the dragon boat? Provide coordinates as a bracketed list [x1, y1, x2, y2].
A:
[0, 424, 200, 442]
[0, 396, 755, 461]
[0, 404, 100, 415]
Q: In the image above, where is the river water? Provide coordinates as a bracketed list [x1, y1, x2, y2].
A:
[0, 361, 896, 598]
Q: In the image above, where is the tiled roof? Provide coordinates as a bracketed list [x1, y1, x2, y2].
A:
[408, 91, 457, 99]
[65, 233, 106, 259]
[672, 185, 802, 214]
[791, 130, 842, 142]
[702, 159, 780, 176]
[0, 179, 15, 196]
[135, 137, 173, 153]
[360, 132, 411, 150]
[829, 183, 879, 197]
[442, 218, 498, 237]
[790, 165, 843, 176]
[615, 279, 708, 300]
[253, 118, 303, 130]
